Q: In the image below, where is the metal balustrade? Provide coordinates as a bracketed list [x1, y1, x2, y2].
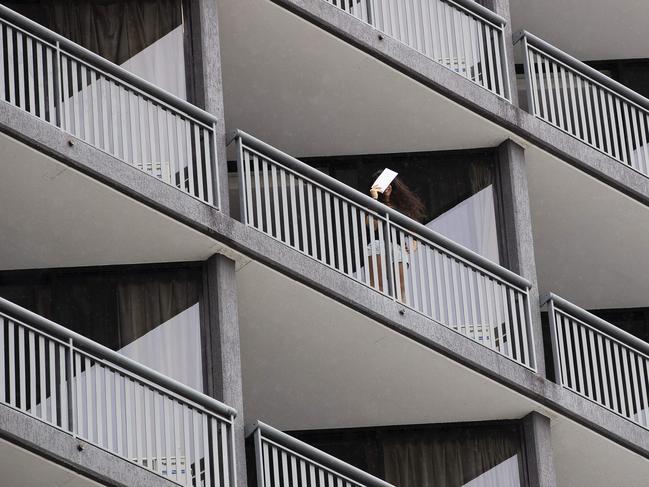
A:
[323, 0, 511, 99]
[249, 421, 395, 487]
[545, 294, 649, 430]
[0, 5, 219, 206]
[233, 131, 536, 370]
[0, 296, 237, 487]
[517, 31, 649, 178]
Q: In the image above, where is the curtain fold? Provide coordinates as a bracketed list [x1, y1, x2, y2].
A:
[6, 0, 182, 65]
[382, 428, 521, 487]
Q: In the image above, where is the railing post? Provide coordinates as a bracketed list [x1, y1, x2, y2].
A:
[384, 214, 396, 300]
[53, 40, 62, 129]
[212, 122, 222, 209]
[67, 337, 75, 437]
[520, 34, 535, 114]
[545, 298, 563, 385]
[254, 428, 265, 487]
[499, 25, 513, 102]
[524, 289, 537, 370]
[235, 136, 248, 225]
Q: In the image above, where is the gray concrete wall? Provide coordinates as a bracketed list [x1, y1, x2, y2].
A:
[523, 412, 557, 487]
[203, 254, 247, 485]
[188, 0, 230, 214]
[497, 140, 545, 377]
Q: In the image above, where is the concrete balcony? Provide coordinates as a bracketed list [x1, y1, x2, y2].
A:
[0, 296, 237, 487]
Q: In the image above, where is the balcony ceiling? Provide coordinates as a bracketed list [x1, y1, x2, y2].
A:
[0, 438, 103, 487]
[237, 260, 649, 487]
[526, 146, 649, 310]
[0, 131, 223, 270]
[218, 0, 510, 159]
[511, 0, 649, 62]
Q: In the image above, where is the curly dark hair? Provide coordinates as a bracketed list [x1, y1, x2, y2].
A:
[370, 170, 426, 223]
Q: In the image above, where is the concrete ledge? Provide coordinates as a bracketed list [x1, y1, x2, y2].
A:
[270, 0, 649, 206]
[0, 101, 224, 242]
[0, 404, 178, 487]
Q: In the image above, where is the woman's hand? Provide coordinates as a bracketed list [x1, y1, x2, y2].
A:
[370, 184, 380, 200]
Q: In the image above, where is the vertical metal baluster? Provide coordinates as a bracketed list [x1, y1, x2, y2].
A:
[351, 206, 362, 285]
[587, 328, 601, 404]
[629, 351, 642, 424]
[535, 52, 549, 121]
[74, 352, 82, 437]
[199, 414, 210, 487]
[191, 411, 201, 484]
[367, 215, 380, 290]
[639, 357, 649, 427]
[578, 325, 593, 399]
[298, 178, 309, 253]
[630, 106, 642, 173]
[333, 196, 344, 272]
[307, 183, 318, 259]
[35, 39, 46, 120]
[17, 326, 26, 411]
[491, 24, 505, 96]
[621, 348, 634, 418]
[240, 145, 253, 227]
[270, 164, 282, 239]
[324, 192, 335, 268]
[280, 169, 291, 246]
[252, 155, 264, 232]
[583, 77, 596, 145]
[609, 340, 622, 414]
[211, 418, 222, 487]
[377, 217, 389, 294]
[16, 31, 25, 110]
[577, 77, 596, 145]
[193, 124, 207, 200]
[315, 188, 327, 263]
[183, 407, 193, 487]
[289, 173, 300, 249]
[27, 331, 35, 414]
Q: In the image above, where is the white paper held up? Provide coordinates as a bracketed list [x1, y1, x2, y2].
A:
[372, 168, 398, 193]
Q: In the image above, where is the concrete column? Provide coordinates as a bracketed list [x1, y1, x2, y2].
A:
[479, 0, 519, 106]
[202, 254, 247, 485]
[188, 0, 230, 213]
[497, 139, 545, 376]
[522, 412, 557, 487]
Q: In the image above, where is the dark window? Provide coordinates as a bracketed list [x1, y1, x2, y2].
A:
[300, 149, 504, 264]
[0, 264, 200, 349]
[290, 422, 527, 487]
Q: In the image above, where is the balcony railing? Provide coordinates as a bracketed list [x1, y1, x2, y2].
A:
[0, 5, 220, 207]
[322, 0, 511, 99]
[233, 131, 536, 370]
[249, 421, 394, 487]
[0, 296, 237, 487]
[517, 31, 649, 179]
[544, 294, 649, 430]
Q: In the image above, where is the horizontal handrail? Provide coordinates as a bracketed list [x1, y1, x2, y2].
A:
[233, 130, 530, 290]
[515, 30, 649, 115]
[0, 4, 217, 126]
[437, 0, 506, 27]
[249, 421, 395, 487]
[0, 295, 236, 419]
[542, 293, 649, 358]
